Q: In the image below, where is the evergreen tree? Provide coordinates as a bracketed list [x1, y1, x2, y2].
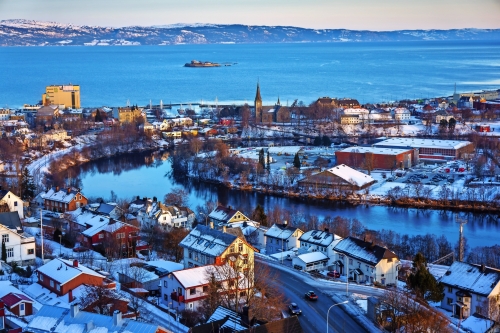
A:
[258, 149, 265, 169]
[251, 204, 268, 227]
[293, 153, 301, 169]
[313, 136, 322, 146]
[407, 252, 444, 303]
[266, 150, 271, 172]
[322, 136, 332, 147]
[1, 241, 7, 263]
[21, 168, 36, 200]
[95, 109, 103, 122]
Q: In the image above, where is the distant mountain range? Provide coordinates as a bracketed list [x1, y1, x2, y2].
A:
[1, 19, 499, 46]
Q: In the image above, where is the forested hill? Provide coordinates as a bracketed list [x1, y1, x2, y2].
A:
[1, 19, 499, 46]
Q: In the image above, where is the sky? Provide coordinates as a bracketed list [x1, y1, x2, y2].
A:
[0, 0, 499, 30]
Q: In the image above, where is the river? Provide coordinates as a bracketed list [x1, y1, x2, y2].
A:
[72, 151, 500, 248]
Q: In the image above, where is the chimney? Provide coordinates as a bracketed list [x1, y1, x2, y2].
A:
[68, 289, 73, 302]
[73, 259, 78, 267]
[222, 226, 227, 233]
[210, 221, 214, 229]
[283, 220, 288, 226]
[86, 321, 94, 331]
[324, 228, 329, 233]
[481, 264, 486, 273]
[113, 310, 123, 326]
[67, 188, 71, 194]
[153, 196, 157, 202]
[56, 186, 60, 192]
[70, 303, 79, 318]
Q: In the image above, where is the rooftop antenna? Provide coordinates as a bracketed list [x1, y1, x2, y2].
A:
[150, 99, 152, 109]
[456, 214, 467, 262]
[160, 100, 163, 110]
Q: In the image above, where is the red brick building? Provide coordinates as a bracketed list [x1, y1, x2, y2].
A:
[335, 147, 415, 170]
[42, 187, 88, 212]
[0, 293, 34, 317]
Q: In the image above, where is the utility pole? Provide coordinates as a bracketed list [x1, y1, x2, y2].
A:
[456, 215, 467, 262]
[40, 209, 44, 262]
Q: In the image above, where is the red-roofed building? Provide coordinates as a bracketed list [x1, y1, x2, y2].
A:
[0, 292, 34, 317]
[0, 301, 22, 333]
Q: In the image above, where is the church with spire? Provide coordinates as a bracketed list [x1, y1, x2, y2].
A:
[254, 82, 290, 123]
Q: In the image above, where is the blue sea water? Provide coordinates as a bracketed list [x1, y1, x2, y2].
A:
[1, 40, 500, 108]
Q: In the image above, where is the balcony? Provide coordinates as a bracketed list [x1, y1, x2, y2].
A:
[170, 292, 184, 303]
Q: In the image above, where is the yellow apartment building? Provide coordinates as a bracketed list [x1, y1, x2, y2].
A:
[42, 85, 81, 109]
[118, 106, 142, 124]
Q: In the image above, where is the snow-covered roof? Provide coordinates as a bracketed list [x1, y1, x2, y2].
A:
[461, 313, 495, 333]
[208, 205, 248, 223]
[265, 223, 301, 240]
[171, 265, 238, 289]
[338, 147, 413, 155]
[81, 219, 131, 237]
[120, 266, 159, 283]
[299, 229, 342, 247]
[26, 304, 160, 333]
[0, 281, 41, 311]
[334, 237, 398, 267]
[36, 258, 104, 285]
[439, 261, 500, 297]
[42, 187, 83, 204]
[65, 208, 108, 228]
[145, 260, 183, 273]
[374, 138, 472, 150]
[180, 225, 238, 257]
[23, 283, 86, 308]
[296, 252, 329, 264]
[326, 164, 375, 187]
[267, 146, 303, 155]
[206, 305, 247, 331]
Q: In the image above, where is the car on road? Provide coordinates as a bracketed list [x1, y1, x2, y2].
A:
[304, 291, 318, 301]
[288, 303, 302, 315]
[327, 270, 340, 278]
[73, 246, 89, 252]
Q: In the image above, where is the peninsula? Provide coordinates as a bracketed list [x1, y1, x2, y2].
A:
[184, 60, 221, 67]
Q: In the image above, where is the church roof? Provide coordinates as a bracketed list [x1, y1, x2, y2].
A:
[255, 83, 262, 102]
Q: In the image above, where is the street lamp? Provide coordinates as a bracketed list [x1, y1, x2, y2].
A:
[326, 301, 348, 333]
[58, 234, 62, 257]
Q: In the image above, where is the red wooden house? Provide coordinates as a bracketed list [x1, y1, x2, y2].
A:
[0, 301, 22, 333]
[42, 187, 88, 212]
[0, 293, 34, 317]
[80, 219, 148, 258]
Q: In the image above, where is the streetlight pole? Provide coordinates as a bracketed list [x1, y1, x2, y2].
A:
[40, 209, 44, 262]
[199, 212, 208, 226]
[59, 234, 62, 257]
[327, 301, 348, 333]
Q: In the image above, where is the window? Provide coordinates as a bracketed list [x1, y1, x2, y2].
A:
[163, 294, 168, 301]
[447, 298, 453, 305]
[448, 286, 452, 293]
[240, 291, 247, 297]
[188, 303, 193, 309]
[238, 244, 243, 252]
[56, 284, 61, 291]
[28, 248, 34, 255]
[40, 274, 43, 281]
[164, 281, 168, 288]
[476, 306, 482, 314]
[50, 279, 54, 288]
[20, 303, 24, 311]
[477, 295, 482, 302]
[7, 248, 13, 258]
[116, 232, 125, 239]
[99, 234, 104, 239]
[14, 201, 18, 206]
[203, 286, 208, 293]
[229, 280, 235, 287]
[349, 259, 353, 265]
[190, 288, 196, 295]
[243, 259, 248, 265]
[230, 246, 235, 253]
[1, 234, 8, 243]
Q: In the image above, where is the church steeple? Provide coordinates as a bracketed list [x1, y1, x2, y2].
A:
[254, 81, 262, 123]
[276, 95, 281, 106]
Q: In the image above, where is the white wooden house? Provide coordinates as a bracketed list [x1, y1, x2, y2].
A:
[264, 223, 303, 255]
[298, 228, 343, 267]
[0, 212, 36, 265]
[0, 190, 24, 219]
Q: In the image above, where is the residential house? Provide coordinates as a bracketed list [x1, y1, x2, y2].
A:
[298, 228, 343, 266]
[439, 261, 500, 320]
[0, 301, 22, 333]
[118, 266, 163, 296]
[292, 252, 329, 273]
[393, 108, 411, 122]
[34, 258, 113, 298]
[115, 105, 142, 124]
[333, 237, 400, 286]
[86, 202, 124, 220]
[160, 264, 249, 312]
[36, 105, 60, 123]
[24, 304, 167, 333]
[179, 224, 257, 270]
[264, 222, 303, 255]
[0, 190, 24, 218]
[41, 187, 88, 212]
[79, 218, 147, 258]
[207, 205, 250, 227]
[40, 129, 69, 146]
[135, 198, 195, 229]
[298, 164, 376, 191]
[0, 293, 34, 317]
[0, 212, 36, 265]
[0, 109, 10, 121]
[228, 221, 267, 250]
[340, 114, 361, 125]
[434, 110, 456, 124]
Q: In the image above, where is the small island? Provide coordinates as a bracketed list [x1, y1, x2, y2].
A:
[184, 60, 221, 67]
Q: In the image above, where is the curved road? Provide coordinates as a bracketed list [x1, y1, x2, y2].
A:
[259, 257, 384, 333]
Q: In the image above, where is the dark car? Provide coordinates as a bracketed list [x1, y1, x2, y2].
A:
[288, 303, 302, 315]
[327, 270, 340, 278]
[73, 246, 89, 252]
[304, 291, 318, 301]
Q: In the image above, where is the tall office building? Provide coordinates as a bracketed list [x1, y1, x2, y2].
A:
[42, 85, 81, 109]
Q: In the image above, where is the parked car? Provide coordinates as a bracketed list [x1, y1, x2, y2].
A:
[288, 303, 302, 315]
[327, 270, 340, 278]
[73, 246, 89, 252]
[304, 291, 318, 301]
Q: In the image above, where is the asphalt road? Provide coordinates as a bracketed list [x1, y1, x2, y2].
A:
[265, 261, 373, 333]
